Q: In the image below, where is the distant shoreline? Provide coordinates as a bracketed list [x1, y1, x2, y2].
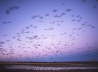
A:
[0, 61, 98, 67]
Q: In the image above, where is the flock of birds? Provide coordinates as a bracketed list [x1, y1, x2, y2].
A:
[0, 0, 97, 61]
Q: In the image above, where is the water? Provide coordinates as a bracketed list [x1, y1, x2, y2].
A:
[6, 65, 98, 70]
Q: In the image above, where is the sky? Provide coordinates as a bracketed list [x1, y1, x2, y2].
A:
[0, 0, 98, 62]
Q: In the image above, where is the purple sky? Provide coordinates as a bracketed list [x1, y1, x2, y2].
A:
[0, 0, 98, 62]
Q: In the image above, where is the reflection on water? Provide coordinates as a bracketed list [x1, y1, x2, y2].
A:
[6, 65, 98, 70]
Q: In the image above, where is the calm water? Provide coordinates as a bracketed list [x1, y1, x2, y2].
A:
[6, 65, 98, 70]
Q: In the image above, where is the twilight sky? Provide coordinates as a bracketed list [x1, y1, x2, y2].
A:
[0, 0, 98, 62]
